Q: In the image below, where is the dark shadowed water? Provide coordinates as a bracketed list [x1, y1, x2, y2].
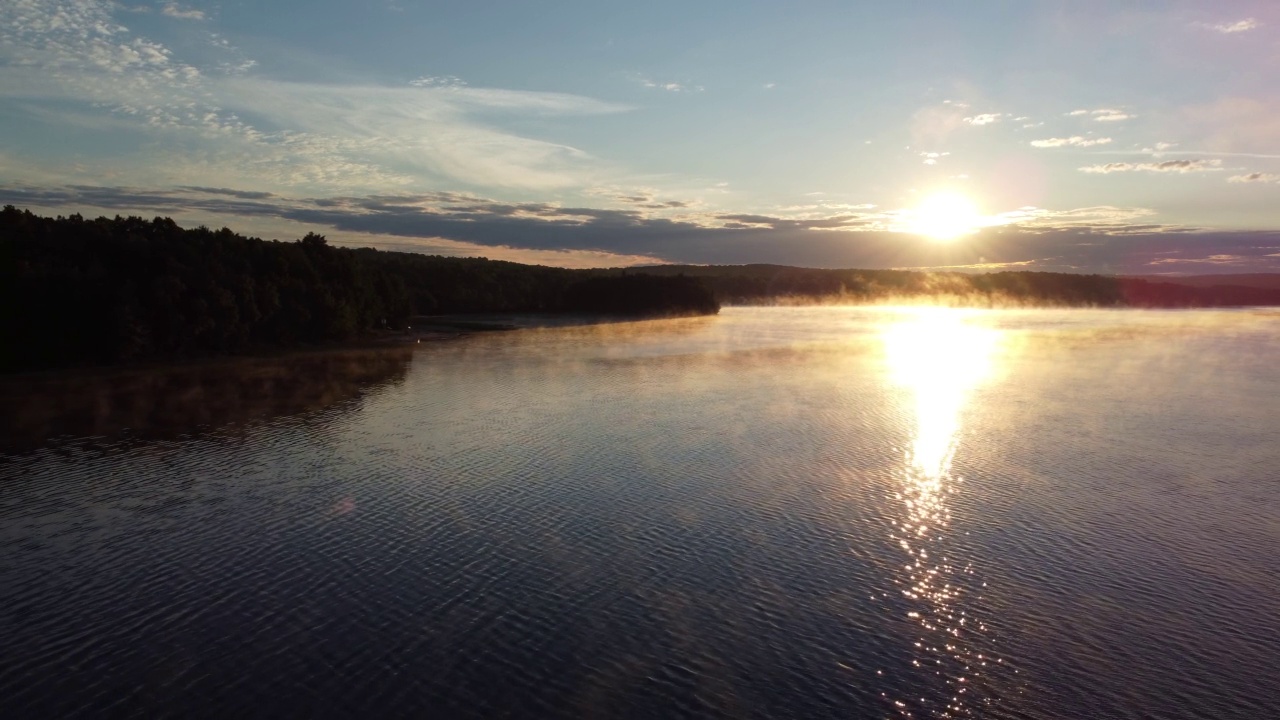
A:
[2, 307, 1278, 719]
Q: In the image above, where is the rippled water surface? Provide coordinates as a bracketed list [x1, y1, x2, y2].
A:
[3, 307, 1278, 719]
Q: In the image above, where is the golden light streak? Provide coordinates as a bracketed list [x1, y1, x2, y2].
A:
[879, 309, 1005, 718]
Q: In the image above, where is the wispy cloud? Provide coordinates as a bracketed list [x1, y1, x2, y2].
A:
[584, 186, 695, 210]
[1199, 18, 1259, 34]
[1092, 110, 1133, 122]
[1148, 254, 1250, 266]
[1031, 136, 1113, 148]
[1079, 159, 1223, 174]
[992, 205, 1168, 233]
[1228, 172, 1280, 183]
[210, 78, 629, 190]
[161, 3, 205, 21]
[963, 113, 1003, 126]
[714, 212, 869, 231]
[1140, 142, 1177, 156]
[409, 75, 467, 88]
[1067, 108, 1134, 122]
[636, 76, 702, 92]
[0, 1, 635, 193]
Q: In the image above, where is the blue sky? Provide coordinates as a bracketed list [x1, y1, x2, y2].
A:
[2, 0, 1279, 272]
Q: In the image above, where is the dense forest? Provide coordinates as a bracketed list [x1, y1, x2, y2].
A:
[4, 208, 1278, 373]
[0, 208, 717, 372]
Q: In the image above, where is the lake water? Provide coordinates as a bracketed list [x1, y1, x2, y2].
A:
[2, 307, 1278, 719]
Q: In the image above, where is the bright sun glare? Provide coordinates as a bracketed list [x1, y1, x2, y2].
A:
[910, 192, 984, 242]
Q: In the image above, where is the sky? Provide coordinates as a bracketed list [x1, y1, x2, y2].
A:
[2, 0, 1280, 273]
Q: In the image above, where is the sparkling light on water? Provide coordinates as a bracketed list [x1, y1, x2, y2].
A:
[880, 310, 1005, 718]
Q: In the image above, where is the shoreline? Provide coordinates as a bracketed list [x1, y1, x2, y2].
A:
[0, 312, 698, 382]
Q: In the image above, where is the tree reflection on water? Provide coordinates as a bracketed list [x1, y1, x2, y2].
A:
[0, 347, 415, 454]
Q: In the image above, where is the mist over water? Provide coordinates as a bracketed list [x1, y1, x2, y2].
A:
[2, 307, 1278, 719]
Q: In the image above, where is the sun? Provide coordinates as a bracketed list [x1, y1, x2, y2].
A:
[909, 192, 984, 242]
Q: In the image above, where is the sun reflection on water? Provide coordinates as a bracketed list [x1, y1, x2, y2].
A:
[879, 309, 1005, 718]
[883, 311, 1001, 481]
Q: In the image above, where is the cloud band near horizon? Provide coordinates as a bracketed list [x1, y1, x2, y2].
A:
[4, 184, 1279, 275]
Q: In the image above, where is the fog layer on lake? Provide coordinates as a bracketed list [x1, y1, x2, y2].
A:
[3, 307, 1277, 719]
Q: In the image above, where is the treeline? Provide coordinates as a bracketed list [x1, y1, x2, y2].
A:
[0, 208, 718, 372]
[629, 264, 1280, 308]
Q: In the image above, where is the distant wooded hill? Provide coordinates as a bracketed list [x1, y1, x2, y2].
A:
[626, 264, 1280, 308]
[3, 207, 1278, 373]
[1121, 274, 1280, 291]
